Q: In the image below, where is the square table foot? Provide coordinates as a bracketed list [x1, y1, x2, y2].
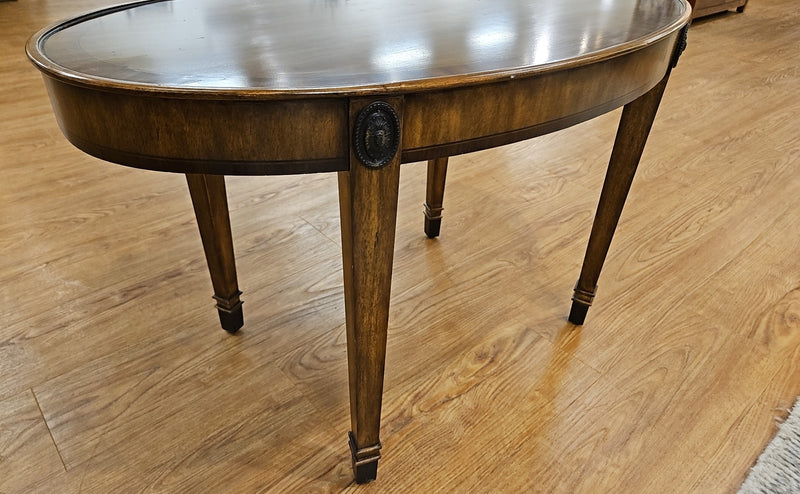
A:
[216, 302, 244, 333]
[568, 301, 590, 325]
[349, 431, 381, 484]
[424, 216, 442, 238]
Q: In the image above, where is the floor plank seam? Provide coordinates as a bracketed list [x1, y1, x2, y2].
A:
[30, 387, 67, 473]
[300, 214, 340, 246]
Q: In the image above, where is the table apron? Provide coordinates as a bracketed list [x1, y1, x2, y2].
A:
[40, 31, 678, 175]
[402, 33, 678, 161]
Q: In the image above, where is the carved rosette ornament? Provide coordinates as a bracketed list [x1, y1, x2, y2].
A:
[354, 101, 400, 169]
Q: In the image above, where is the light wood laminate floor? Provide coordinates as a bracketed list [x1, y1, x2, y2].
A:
[1, 0, 798, 492]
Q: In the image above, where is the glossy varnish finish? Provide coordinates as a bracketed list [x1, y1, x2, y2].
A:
[34, 0, 686, 92]
[423, 157, 449, 238]
[28, 0, 688, 175]
[338, 96, 405, 483]
[21, 0, 693, 486]
[570, 75, 671, 324]
[185, 174, 243, 332]
[3, 0, 800, 491]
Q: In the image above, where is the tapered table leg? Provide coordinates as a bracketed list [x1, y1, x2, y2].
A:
[339, 98, 403, 484]
[424, 156, 449, 238]
[569, 74, 671, 325]
[186, 174, 243, 332]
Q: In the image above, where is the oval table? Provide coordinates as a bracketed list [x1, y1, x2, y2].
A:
[28, 0, 690, 484]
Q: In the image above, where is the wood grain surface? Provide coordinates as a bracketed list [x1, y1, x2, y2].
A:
[30, 0, 686, 93]
[26, 0, 687, 177]
[2, 0, 799, 492]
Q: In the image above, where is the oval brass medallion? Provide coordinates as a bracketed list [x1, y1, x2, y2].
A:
[354, 101, 400, 169]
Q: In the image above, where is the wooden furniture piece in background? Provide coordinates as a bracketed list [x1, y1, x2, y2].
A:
[689, 0, 748, 18]
[26, 0, 690, 484]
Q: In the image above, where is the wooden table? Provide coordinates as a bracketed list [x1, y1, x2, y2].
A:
[27, 0, 690, 484]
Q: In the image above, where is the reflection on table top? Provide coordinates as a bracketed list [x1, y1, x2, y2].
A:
[31, 0, 687, 94]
